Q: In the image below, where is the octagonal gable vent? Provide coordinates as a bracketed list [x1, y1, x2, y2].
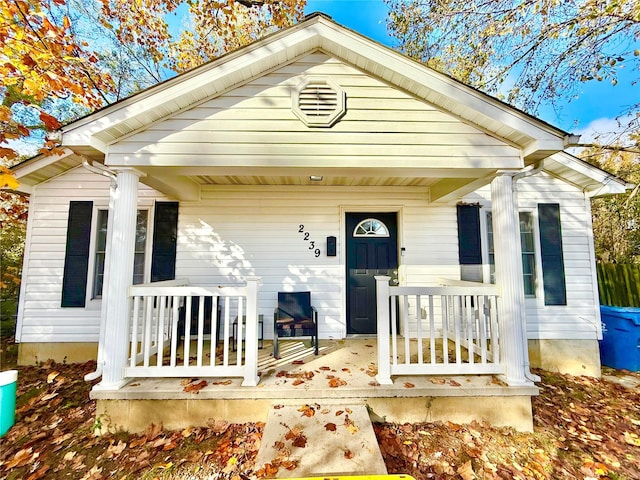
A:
[292, 77, 346, 127]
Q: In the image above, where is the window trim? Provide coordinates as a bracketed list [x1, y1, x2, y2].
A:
[86, 205, 152, 305]
[482, 208, 544, 301]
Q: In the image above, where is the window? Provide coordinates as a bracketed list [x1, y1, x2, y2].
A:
[92, 209, 148, 298]
[353, 218, 389, 237]
[486, 211, 537, 297]
[92, 210, 108, 298]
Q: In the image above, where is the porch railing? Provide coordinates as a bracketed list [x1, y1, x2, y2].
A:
[126, 277, 261, 386]
[375, 276, 501, 384]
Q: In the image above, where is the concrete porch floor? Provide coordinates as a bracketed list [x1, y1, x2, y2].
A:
[92, 339, 538, 432]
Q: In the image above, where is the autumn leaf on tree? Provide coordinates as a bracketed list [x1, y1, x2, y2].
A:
[1, 0, 114, 160]
[1, 166, 19, 189]
[0, 0, 304, 161]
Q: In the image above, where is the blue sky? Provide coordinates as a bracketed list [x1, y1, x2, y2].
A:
[305, 0, 639, 142]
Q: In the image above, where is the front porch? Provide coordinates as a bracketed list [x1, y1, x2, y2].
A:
[92, 337, 538, 432]
[90, 273, 538, 431]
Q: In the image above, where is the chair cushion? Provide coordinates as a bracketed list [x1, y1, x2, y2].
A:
[277, 292, 313, 320]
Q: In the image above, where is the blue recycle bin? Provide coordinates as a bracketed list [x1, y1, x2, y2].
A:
[0, 370, 18, 437]
[600, 306, 640, 371]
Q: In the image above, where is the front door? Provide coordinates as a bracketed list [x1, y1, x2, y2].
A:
[346, 212, 399, 334]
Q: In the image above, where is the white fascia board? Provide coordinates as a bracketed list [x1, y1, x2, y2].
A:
[60, 14, 567, 156]
[548, 152, 627, 196]
[314, 21, 567, 147]
[12, 148, 75, 178]
[62, 28, 323, 151]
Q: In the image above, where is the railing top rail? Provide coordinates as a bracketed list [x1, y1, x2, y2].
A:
[437, 277, 497, 288]
[132, 278, 191, 288]
[390, 285, 500, 296]
[129, 284, 249, 298]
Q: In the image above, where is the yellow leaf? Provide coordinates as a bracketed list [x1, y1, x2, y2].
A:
[0, 171, 19, 190]
[458, 459, 475, 480]
[623, 431, 640, 446]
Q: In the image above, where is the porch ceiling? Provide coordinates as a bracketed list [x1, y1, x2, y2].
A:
[191, 174, 439, 187]
[135, 165, 497, 202]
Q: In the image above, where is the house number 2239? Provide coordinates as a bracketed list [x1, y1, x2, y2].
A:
[298, 225, 321, 257]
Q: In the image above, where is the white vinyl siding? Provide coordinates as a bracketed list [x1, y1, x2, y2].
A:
[176, 185, 459, 339]
[109, 53, 521, 171]
[464, 171, 601, 341]
[16, 167, 166, 343]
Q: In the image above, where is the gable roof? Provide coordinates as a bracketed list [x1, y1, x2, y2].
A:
[11, 13, 626, 199]
[61, 12, 572, 162]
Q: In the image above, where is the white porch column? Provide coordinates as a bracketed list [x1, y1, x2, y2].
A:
[375, 275, 393, 385]
[491, 172, 531, 386]
[95, 169, 144, 390]
[242, 277, 261, 387]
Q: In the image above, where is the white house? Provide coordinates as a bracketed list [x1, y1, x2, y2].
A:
[11, 13, 627, 431]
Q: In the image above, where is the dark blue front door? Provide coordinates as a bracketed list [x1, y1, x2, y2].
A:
[346, 212, 398, 334]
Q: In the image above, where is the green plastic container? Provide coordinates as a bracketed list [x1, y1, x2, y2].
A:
[0, 370, 18, 437]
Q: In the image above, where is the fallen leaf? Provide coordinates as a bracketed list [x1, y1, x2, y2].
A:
[292, 360, 305, 365]
[282, 460, 298, 470]
[292, 379, 304, 386]
[104, 440, 127, 459]
[344, 450, 355, 459]
[298, 404, 316, 417]
[47, 371, 60, 383]
[212, 380, 232, 385]
[404, 382, 415, 388]
[458, 460, 476, 480]
[208, 419, 230, 434]
[623, 431, 640, 446]
[256, 462, 279, 478]
[328, 377, 347, 387]
[183, 379, 208, 393]
[26, 464, 49, 480]
[344, 415, 359, 434]
[5, 447, 34, 469]
[319, 366, 331, 371]
[292, 434, 307, 448]
[430, 378, 446, 385]
[325, 422, 337, 431]
[145, 423, 163, 441]
[449, 380, 461, 387]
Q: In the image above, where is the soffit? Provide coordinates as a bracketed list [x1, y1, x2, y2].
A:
[543, 152, 627, 196]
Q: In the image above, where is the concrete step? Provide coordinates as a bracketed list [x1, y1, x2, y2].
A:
[255, 403, 387, 478]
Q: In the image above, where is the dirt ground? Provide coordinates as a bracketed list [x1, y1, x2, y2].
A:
[0, 350, 639, 479]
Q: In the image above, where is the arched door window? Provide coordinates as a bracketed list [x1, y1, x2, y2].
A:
[353, 218, 389, 237]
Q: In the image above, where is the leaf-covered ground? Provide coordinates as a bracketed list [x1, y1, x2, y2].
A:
[0, 360, 639, 480]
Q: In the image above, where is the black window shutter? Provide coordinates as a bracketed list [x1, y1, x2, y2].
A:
[151, 202, 178, 282]
[457, 204, 483, 282]
[538, 203, 567, 305]
[457, 205, 482, 265]
[61, 201, 93, 307]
